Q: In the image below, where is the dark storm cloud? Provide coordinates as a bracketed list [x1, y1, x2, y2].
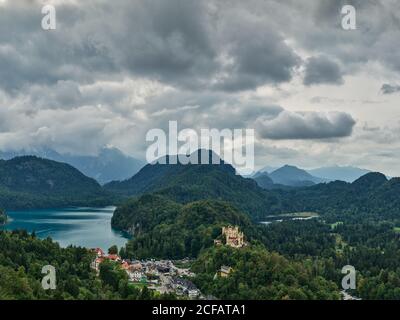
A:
[0, 1, 117, 93]
[1, 0, 400, 95]
[3, 0, 400, 172]
[381, 84, 400, 95]
[0, 0, 303, 94]
[303, 56, 344, 86]
[297, 0, 400, 73]
[213, 15, 300, 91]
[111, 0, 219, 88]
[258, 111, 356, 140]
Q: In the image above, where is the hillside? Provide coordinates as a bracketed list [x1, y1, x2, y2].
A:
[0, 230, 169, 300]
[105, 149, 399, 220]
[112, 194, 264, 259]
[269, 165, 325, 186]
[253, 172, 275, 189]
[0, 156, 113, 209]
[110, 167, 400, 300]
[272, 172, 399, 216]
[105, 151, 281, 220]
[192, 245, 340, 300]
[112, 193, 341, 299]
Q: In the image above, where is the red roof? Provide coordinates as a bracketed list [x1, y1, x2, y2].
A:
[121, 262, 130, 270]
[92, 248, 105, 256]
[96, 257, 105, 264]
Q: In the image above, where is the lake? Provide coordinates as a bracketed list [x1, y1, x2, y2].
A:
[0, 207, 130, 250]
[260, 212, 319, 225]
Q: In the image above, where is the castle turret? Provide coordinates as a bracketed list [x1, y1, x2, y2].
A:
[222, 225, 244, 248]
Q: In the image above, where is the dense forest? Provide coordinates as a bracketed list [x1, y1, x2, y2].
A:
[0, 230, 173, 300]
[271, 172, 400, 216]
[111, 168, 400, 300]
[113, 195, 267, 259]
[1, 153, 400, 300]
[112, 194, 342, 299]
[192, 245, 340, 300]
[105, 152, 281, 220]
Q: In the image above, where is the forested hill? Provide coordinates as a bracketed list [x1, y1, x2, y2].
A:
[0, 156, 113, 209]
[105, 151, 400, 220]
[111, 194, 341, 299]
[104, 151, 238, 195]
[112, 194, 263, 259]
[273, 172, 400, 216]
[0, 230, 171, 300]
[104, 152, 281, 221]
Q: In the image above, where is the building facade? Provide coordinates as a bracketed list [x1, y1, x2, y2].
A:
[222, 226, 245, 248]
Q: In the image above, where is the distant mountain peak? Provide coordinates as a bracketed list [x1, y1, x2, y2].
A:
[352, 172, 388, 187]
[260, 164, 325, 187]
[104, 149, 275, 220]
[272, 165, 315, 179]
[151, 149, 224, 166]
[276, 164, 304, 172]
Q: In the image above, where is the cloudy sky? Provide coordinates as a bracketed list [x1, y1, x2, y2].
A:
[1, 0, 400, 175]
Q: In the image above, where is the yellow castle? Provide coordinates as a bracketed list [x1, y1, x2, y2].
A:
[222, 226, 245, 248]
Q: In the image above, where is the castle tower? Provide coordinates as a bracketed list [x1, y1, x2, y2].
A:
[222, 225, 244, 248]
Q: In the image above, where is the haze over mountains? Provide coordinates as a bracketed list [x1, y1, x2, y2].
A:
[307, 166, 371, 183]
[254, 164, 372, 188]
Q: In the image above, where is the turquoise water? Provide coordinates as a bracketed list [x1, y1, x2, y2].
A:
[0, 207, 129, 250]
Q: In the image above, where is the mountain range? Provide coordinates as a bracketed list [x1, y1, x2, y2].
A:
[0, 147, 144, 184]
[0, 149, 397, 222]
[107, 151, 400, 221]
[0, 151, 398, 302]
[105, 151, 280, 220]
[0, 147, 373, 186]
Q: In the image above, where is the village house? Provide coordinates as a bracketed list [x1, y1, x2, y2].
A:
[172, 277, 200, 299]
[107, 254, 121, 262]
[129, 262, 142, 272]
[91, 257, 105, 271]
[121, 261, 130, 271]
[89, 255, 202, 298]
[90, 249, 124, 272]
[214, 239, 222, 246]
[92, 248, 105, 257]
[215, 265, 233, 278]
[130, 271, 147, 283]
